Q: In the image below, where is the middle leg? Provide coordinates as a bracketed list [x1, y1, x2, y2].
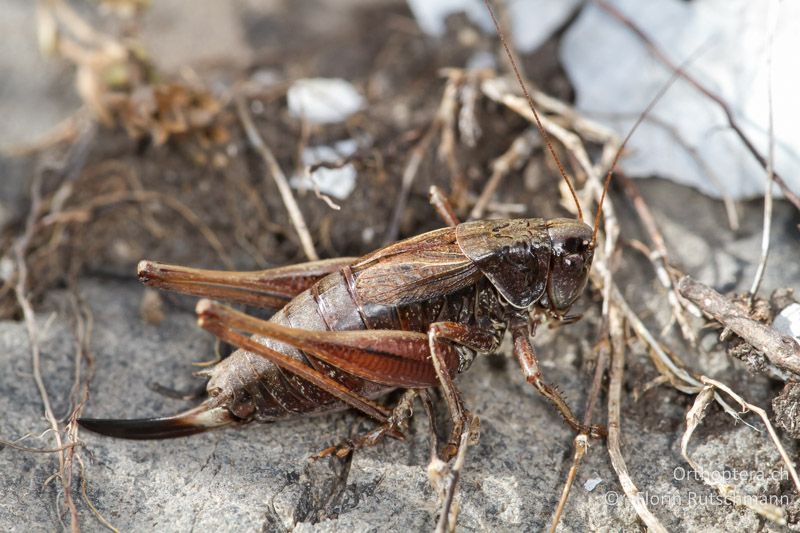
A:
[426, 321, 498, 533]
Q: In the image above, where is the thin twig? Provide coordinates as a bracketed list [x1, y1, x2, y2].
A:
[678, 276, 800, 376]
[13, 174, 74, 529]
[618, 173, 696, 346]
[236, 95, 319, 261]
[749, 1, 778, 302]
[606, 306, 667, 532]
[470, 129, 538, 220]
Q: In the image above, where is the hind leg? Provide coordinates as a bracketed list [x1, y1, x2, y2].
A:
[312, 389, 420, 460]
[138, 257, 355, 310]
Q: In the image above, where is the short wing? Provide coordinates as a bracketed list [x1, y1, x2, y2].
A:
[350, 226, 480, 305]
[353, 249, 479, 306]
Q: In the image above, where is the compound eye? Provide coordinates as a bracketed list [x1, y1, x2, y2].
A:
[563, 253, 584, 272]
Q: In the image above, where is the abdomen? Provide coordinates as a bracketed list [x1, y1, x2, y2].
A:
[207, 268, 501, 422]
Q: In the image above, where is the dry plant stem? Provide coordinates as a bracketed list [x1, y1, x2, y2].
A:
[681, 385, 787, 524]
[626, 239, 703, 322]
[0, 439, 80, 453]
[434, 428, 471, 533]
[592, 265, 743, 422]
[12, 174, 76, 531]
[49, 0, 121, 51]
[701, 376, 800, 493]
[749, 4, 778, 303]
[384, 122, 440, 244]
[678, 276, 800, 376]
[606, 306, 667, 532]
[235, 95, 319, 261]
[76, 454, 119, 533]
[482, 79, 593, 206]
[385, 70, 465, 243]
[458, 70, 484, 148]
[618, 173, 696, 346]
[548, 435, 587, 533]
[61, 287, 90, 530]
[550, 212, 617, 532]
[482, 76, 623, 241]
[64, 283, 114, 531]
[429, 186, 460, 227]
[469, 129, 538, 220]
[591, 0, 800, 211]
[437, 72, 466, 207]
[1, 111, 82, 157]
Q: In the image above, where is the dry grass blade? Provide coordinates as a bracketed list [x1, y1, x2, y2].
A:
[236, 94, 319, 261]
[606, 306, 667, 533]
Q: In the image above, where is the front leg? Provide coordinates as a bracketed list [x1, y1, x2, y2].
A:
[510, 319, 606, 439]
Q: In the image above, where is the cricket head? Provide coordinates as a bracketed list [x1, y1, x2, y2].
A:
[544, 218, 593, 313]
[456, 218, 592, 312]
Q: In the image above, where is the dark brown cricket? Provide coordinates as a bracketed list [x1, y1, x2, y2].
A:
[79, 215, 600, 445]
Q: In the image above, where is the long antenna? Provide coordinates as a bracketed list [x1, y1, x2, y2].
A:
[590, 52, 700, 246]
[483, 0, 583, 222]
